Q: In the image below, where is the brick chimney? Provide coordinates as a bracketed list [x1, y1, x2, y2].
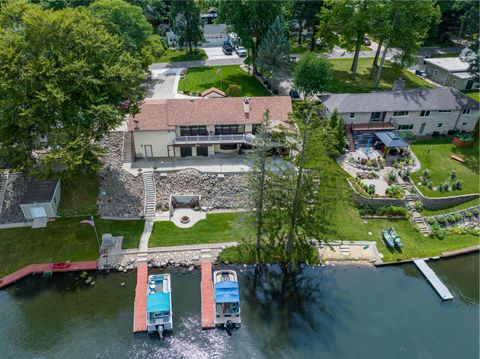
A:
[243, 97, 250, 114]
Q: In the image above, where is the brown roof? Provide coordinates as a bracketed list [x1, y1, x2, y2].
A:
[128, 97, 293, 131]
[201, 87, 225, 97]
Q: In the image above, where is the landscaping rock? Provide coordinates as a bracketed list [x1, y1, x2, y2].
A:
[0, 172, 30, 224]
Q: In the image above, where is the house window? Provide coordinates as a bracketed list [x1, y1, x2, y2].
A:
[180, 126, 207, 136]
[420, 110, 430, 117]
[437, 123, 443, 128]
[370, 112, 383, 122]
[452, 79, 456, 85]
[462, 122, 468, 126]
[397, 124, 414, 130]
[349, 112, 355, 119]
[215, 125, 245, 135]
[439, 110, 451, 113]
[393, 111, 409, 117]
[462, 109, 471, 115]
[252, 124, 261, 133]
[220, 144, 237, 150]
[433, 69, 438, 76]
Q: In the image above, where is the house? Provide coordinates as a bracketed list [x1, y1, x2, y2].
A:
[127, 97, 292, 159]
[424, 53, 478, 90]
[319, 87, 478, 150]
[201, 87, 225, 98]
[20, 179, 61, 220]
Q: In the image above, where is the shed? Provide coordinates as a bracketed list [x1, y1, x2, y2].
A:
[20, 179, 61, 220]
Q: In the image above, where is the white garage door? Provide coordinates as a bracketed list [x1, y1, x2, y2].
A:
[30, 206, 47, 218]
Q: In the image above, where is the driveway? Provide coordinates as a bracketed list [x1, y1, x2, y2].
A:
[202, 47, 240, 60]
[146, 68, 181, 99]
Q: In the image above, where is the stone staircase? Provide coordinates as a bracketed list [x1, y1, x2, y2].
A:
[142, 171, 156, 218]
[122, 131, 134, 163]
[397, 176, 430, 235]
[0, 171, 9, 216]
[345, 125, 355, 152]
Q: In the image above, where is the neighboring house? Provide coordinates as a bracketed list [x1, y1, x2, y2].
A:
[127, 97, 292, 159]
[424, 54, 478, 90]
[20, 179, 61, 220]
[319, 87, 479, 137]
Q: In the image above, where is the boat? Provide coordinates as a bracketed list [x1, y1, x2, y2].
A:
[146, 274, 172, 338]
[381, 230, 395, 249]
[213, 270, 241, 330]
[389, 228, 403, 248]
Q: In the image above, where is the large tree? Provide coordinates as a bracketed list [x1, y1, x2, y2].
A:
[291, 0, 324, 51]
[292, 53, 332, 98]
[257, 17, 290, 94]
[218, 0, 284, 73]
[0, 1, 147, 171]
[170, 0, 204, 53]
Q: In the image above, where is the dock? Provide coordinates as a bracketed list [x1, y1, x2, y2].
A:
[413, 259, 453, 301]
[133, 263, 148, 332]
[441, 245, 480, 258]
[201, 262, 215, 329]
[0, 261, 98, 289]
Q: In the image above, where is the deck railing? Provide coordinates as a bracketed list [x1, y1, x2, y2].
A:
[173, 133, 255, 145]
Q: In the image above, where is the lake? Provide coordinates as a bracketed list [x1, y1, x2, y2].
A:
[0, 254, 478, 359]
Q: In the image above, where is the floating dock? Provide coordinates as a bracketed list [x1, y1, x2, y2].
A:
[413, 259, 453, 301]
[201, 262, 215, 329]
[133, 263, 148, 332]
[0, 261, 98, 289]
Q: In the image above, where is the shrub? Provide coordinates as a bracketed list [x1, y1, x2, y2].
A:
[366, 184, 376, 196]
[437, 216, 447, 225]
[453, 213, 463, 222]
[427, 218, 437, 226]
[439, 182, 450, 192]
[450, 170, 457, 181]
[414, 201, 424, 212]
[421, 169, 430, 179]
[446, 215, 456, 223]
[385, 184, 403, 198]
[226, 84, 242, 97]
[421, 177, 429, 186]
[430, 223, 445, 239]
[473, 208, 479, 216]
[388, 171, 397, 184]
[370, 159, 378, 167]
[452, 180, 462, 190]
[464, 210, 472, 218]
[376, 205, 408, 217]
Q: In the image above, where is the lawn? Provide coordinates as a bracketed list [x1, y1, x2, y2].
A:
[464, 90, 480, 103]
[327, 57, 434, 93]
[0, 217, 144, 276]
[178, 65, 271, 96]
[410, 137, 479, 197]
[149, 213, 249, 247]
[58, 171, 99, 216]
[156, 48, 207, 63]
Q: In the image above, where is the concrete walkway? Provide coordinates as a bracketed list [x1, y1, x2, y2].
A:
[138, 218, 154, 252]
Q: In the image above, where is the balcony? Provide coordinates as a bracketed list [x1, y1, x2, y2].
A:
[351, 122, 396, 131]
[173, 134, 255, 145]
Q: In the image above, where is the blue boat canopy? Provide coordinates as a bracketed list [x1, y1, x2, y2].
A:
[375, 131, 409, 148]
[214, 281, 240, 303]
[147, 292, 170, 313]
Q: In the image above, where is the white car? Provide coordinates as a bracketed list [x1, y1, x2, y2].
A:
[235, 46, 247, 57]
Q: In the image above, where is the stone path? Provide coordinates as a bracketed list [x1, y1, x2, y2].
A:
[397, 176, 430, 235]
[138, 218, 153, 252]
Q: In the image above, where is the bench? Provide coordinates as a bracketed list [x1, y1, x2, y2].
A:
[451, 155, 465, 163]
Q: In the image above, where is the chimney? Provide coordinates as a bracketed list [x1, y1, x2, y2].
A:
[243, 97, 250, 114]
[393, 78, 405, 92]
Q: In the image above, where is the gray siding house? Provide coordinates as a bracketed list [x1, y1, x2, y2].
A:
[319, 87, 479, 136]
[424, 57, 478, 91]
[20, 179, 61, 220]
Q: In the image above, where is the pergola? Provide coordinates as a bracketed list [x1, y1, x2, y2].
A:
[374, 132, 409, 157]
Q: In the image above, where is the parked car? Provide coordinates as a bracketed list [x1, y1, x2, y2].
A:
[223, 41, 233, 55]
[363, 38, 371, 46]
[235, 46, 247, 57]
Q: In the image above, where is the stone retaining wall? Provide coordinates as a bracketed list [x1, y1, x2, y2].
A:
[411, 184, 480, 210]
[348, 180, 406, 209]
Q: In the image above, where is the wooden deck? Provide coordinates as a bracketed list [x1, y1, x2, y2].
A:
[133, 263, 148, 333]
[201, 262, 215, 329]
[413, 259, 453, 301]
[0, 261, 98, 289]
[352, 122, 396, 131]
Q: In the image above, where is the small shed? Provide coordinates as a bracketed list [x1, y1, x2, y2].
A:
[20, 179, 61, 220]
[201, 87, 226, 98]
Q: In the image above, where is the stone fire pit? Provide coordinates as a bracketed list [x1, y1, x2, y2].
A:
[180, 216, 190, 224]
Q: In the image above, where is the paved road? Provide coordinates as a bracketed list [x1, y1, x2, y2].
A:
[150, 57, 245, 70]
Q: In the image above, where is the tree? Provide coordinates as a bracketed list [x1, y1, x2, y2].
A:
[127, 0, 166, 23]
[0, 1, 147, 171]
[317, 0, 374, 80]
[293, 53, 332, 97]
[257, 17, 290, 94]
[89, 0, 156, 54]
[453, 0, 480, 40]
[291, 0, 324, 51]
[467, 38, 479, 83]
[226, 84, 242, 97]
[218, 0, 284, 73]
[373, 0, 440, 88]
[170, 0, 204, 53]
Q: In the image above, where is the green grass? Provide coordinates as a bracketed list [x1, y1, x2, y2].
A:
[149, 213, 250, 247]
[410, 137, 479, 197]
[327, 58, 434, 93]
[156, 48, 207, 63]
[178, 65, 271, 96]
[360, 45, 372, 51]
[421, 198, 480, 217]
[0, 217, 145, 276]
[464, 90, 480, 103]
[430, 52, 460, 58]
[58, 171, 99, 216]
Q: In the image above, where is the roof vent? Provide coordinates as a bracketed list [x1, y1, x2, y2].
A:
[393, 78, 405, 92]
[243, 97, 250, 114]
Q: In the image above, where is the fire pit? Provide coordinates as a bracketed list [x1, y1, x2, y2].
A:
[180, 216, 190, 224]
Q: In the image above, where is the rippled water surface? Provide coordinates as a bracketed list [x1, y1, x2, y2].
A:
[1, 254, 478, 359]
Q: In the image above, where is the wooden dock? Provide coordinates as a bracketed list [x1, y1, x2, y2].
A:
[133, 263, 148, 332]
[413, 259, 453, 301]
[201, 262, 215, 329]
[0, 261, 98, 289]
[441, 245, 480, 258]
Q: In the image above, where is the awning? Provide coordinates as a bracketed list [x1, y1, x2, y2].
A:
[375, 132, 409, 148]
[147, 292, 170, 313]
[214, 281, 240, 303]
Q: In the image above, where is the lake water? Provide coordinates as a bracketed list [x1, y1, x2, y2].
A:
[0, 254, 478, 359]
